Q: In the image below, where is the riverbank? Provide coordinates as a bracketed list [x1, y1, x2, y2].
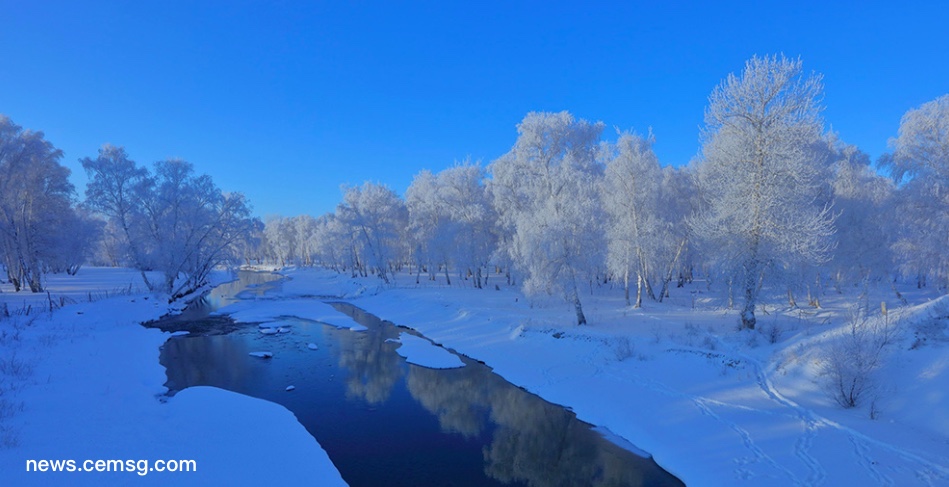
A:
[273, 267, 949, 486]
[0, 268, 346, 486]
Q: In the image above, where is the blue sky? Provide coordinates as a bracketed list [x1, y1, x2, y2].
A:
[2, 1, 946, 217]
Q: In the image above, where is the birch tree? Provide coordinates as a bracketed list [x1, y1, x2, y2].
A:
[879, 94, 949, 288]
[406, 162, 496, 287]
[601, 131, 662, 307]
[489, 111, 604, 325]
[691, 55, 835, 329]
[437, 162, 497, 289]
[336, 182, 408, 283]
[406, 169, 453, 283]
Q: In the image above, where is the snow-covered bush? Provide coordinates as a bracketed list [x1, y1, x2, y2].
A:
[820, 306, 898, 408]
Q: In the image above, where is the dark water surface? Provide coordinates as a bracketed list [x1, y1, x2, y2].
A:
[150, 271, 684, 487]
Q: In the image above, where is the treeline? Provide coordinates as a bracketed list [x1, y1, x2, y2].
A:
[0, 124, 260, 300]
[253, 56, 948, 327]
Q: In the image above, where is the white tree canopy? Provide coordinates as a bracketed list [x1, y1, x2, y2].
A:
[880, 94, 949, 286]
[82, 147, 258, 299]
[336, 182, 408, 284]
[489, 111, 605, 325]
[692, 55, 835, 329]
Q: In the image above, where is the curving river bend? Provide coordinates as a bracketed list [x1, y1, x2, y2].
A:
[149, 271, 684, 487]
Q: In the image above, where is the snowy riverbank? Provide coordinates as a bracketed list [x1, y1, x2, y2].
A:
[0, 268, 346, 486]
[2, 266, 946, 486]
[273, 267, 949, 486]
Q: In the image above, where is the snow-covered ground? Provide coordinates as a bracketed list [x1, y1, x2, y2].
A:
[2, 266, 946, 486]
[271, 267, 949, 486]
[0, 268, 345, 486]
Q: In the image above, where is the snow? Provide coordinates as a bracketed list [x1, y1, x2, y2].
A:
[3, 265, 946, 486]
[261, 267, 949, 486]
[0, 267, 346, 486]
[388, 332, 465, 369]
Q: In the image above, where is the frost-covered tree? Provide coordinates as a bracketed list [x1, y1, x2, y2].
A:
[406, 162, 496, 287]
[489, 111, 605, 325]
[691, 55, 835, 329]
[437, 162, 497, 288]
[292, 214, 318, 266]
[406, 169, 454, 283]
[601, 131, 663, 307]
[312, 213, 351, 271]
[263, 216, 298, 266]
[655, 166, 697, 300]
[0, 116, 92, 291]
[83, 146, 258, 299]
[42, 208, 102, 275]
[80, 145, 152, 283]
[821, 134, 894, 288]
[336, 182, 408, 283]
[879, 94, 949, 288]
[601, 133, 694, 308]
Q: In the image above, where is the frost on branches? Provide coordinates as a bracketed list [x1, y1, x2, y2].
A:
[692, 55, 836, 329]
[489, 112, 605, 325]
[880, 94, 949, 289]
[82, 145, 257, 300]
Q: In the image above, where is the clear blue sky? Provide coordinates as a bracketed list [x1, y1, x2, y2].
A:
[2, 1, 946, 217]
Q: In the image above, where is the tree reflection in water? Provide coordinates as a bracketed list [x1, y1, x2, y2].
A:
[406, 365, 672, 487]
[325, 323, 403, 405]
[157, 289, 682, 487]
[161, 334, 255, 394]
[328, 302, 681, 487]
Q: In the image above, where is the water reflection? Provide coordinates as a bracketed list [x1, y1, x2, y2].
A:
[325, 324, 402, 405]
[156, 274, 683, 487]
[178, 270, 285, 320]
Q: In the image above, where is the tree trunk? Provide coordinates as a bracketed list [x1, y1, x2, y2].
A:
[634, 273, 643, 308]
[573, 293, 587, 325]
[741, 267, 757, 330]
[644, 276, 657, 301]
[727, 277, 734, 309]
